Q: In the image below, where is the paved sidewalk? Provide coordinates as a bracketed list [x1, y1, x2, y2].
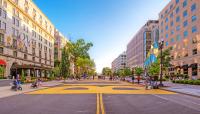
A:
[0, 80, 72, 99]
[161, 81, 200, 97]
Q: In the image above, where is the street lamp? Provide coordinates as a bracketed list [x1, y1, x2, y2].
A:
[159, 39, 164, 87]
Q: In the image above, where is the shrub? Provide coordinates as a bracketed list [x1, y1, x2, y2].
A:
[193, 80, 200, 85]
[184, 80, 189, 84]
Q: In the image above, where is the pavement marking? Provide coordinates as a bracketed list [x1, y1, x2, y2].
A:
[100, 93, 105, 114]
[26, 85, 176, 95]
[96, 94, 100, 114]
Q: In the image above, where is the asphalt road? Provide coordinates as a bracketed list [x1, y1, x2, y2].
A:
[104, 94, 200, 114]
[0, 80, 200, 114]
[0, 94, 96, 114]
[0, 79, 12, 87]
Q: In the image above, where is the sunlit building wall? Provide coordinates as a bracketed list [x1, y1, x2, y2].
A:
[159, 0, 200, 79]
[0, 0, 55, 78]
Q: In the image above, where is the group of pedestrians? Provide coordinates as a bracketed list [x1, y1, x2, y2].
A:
[131, 76, 141, 84]
[144, 76, 158, 89]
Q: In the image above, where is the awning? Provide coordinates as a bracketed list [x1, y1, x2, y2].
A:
[0, 59, 6, 66]
[189, 63, 198, 68]
[181, 64, 188, 69]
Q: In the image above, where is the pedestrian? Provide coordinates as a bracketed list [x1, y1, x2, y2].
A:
[132, 76, 135, 84]
[93, 75, 95, 80]
[137, 76, 140, 84]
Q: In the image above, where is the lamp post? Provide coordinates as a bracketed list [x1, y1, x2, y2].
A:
[159, 39, 164, 87]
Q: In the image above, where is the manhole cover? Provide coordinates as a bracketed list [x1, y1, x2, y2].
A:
[112, 88, 138, 90]
[65, 87, 88, 90]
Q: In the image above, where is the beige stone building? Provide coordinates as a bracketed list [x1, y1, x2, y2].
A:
[0, 0, 55, 78]
[159, 0, 200, 79]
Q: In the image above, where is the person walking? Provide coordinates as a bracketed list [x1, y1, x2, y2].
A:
[137, 76, 140, 84]
[132, 75, 135, 84]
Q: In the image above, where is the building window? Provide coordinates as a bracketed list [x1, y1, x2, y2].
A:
[2, 22, 6, 31]
[176, 25, 180, 31]
[13, 51, 17, 57]
[183, 0, 187, 8]
[161, 21, 163, 26]
[0, 33, 4, 44]
[165, 17, 168, 23]
[170, 4, 174, 10]
[183, 20, 188, 27]
[166, 33, 168, 38]
[176, 7, 180, 14]
[192, 26, 197, 33]
[171, 38, 174, 43]
[192, 15, 197, 22]
[171, 30, 174, 35]
[176, 35, 181, 41]
[176, 16, 180, 22]
[165, 42, 169, 46]
[32, 57, 35, 61]
[170, 21, 174, 26]
[165, 25, 169, 30]
[183, 10, 188, 18]
[170, 12, 173, 18]
[184, 31, 188, 37]
[2, 10, 6, 19]
[192, 49, 197, 55]
[13, 39, 17, 48]
[191, 3, 196, 12]
[192, 64, 198, 76]
[0, 47, 3, 54]
[24, 54, 27, 60]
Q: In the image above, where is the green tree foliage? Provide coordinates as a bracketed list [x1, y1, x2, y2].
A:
[60, 46, 70, 80]
[21, 69, 26, 83]
[157, 47, 172, 70]
[148, 61, 160, 76]
[102, 67, 112, 76]
[0, 66, 4, 77]
[76, 57, 95, 76]
[67, 39, 93, 76]
[124, 68, 132, 76]
[53, 66, 60, 77]
[135, 67, 144, 76]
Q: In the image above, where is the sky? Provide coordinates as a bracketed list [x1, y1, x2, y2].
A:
[33, 0, 170, 73]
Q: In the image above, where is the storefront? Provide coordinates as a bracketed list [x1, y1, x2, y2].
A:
[0, 59, 6, 78]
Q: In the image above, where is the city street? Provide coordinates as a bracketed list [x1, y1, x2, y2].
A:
[0, 80, 200, 114]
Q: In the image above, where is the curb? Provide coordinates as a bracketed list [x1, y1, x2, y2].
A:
[160, 88, 200, 98]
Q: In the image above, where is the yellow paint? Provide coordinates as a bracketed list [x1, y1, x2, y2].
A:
[26, 85, 176, 95]
[100, 93, 105, 114]
[96, 94, 100, 114]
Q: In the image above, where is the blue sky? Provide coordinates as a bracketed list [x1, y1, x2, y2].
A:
[33, 0, 170, 73]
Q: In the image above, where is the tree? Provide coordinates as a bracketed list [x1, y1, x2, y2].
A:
[0, 66, 4, 77]
[21, 69, 26, 83]
[60, 46, 70, 81]
[76, 57, 95, 76]
[135, 67, 143, 76]
[53, 66, 60, 77]
[67, 39, 93, 77]
[124, 68, 132, 76]
[157, 47, 172, 72]
[102, 67, 112, 76]
[148, 61, 160, 77]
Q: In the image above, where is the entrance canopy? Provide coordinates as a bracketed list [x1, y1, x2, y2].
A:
[0, 59, 6, 66]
